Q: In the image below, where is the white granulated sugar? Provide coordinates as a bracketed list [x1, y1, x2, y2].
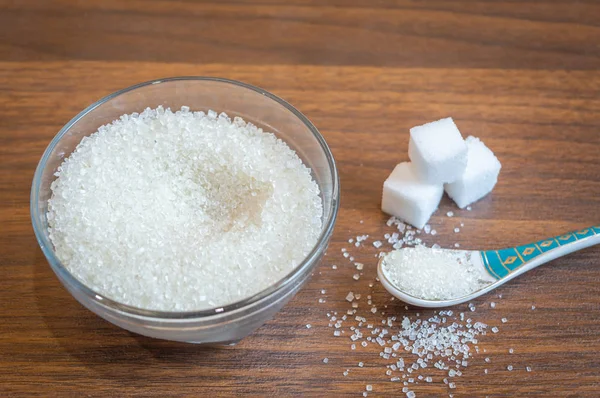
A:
[381, 246, 494, 300]
[47, 107, 323, 311]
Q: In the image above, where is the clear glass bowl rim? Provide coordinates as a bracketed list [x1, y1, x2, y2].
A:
[30, 76, 340, 320]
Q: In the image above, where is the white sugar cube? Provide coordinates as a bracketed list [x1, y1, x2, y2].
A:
[408, 117, 468, 183]
[445, 136, 501, 208]
[382, 162, 443, 229]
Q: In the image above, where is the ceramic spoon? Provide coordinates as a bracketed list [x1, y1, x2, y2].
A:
[377, 225, 600, 308]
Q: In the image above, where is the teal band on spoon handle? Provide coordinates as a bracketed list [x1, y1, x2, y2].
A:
[481, 226, 600, 280]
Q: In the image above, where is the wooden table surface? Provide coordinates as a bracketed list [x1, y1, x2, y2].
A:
[1, 1, 600, 397]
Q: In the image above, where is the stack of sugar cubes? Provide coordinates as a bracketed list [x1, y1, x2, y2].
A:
[382, 117, 501, 229]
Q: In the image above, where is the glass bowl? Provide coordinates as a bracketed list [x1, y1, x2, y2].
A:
[30, 77, 339, 344]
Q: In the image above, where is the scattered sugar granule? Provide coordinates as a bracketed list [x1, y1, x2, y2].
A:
[531, 305, 536, 310]
[507, 365, 513, 371]
[490, 302, 496, 308]
[321, 289, 326, 294]
[366, 385, 373, 392]
[318, 298, 326, 303]
[353, 274, 360, 280]
[346, 292, 355, 302]
[509, 348, 514, 354]
[47, 107, 325, 311]
[355, 263, 364, 271]
[306, 324, 311, 329]
[332, 265, 338, 269]
[447, 211, 454, 217]
[373, 241, 383, 248]
[466, 206, 472, 211]
[381, 246, 494, 300]
[454, 243, 461, 248]
[501, 318, 508, 323]
[454, 228, 460, 233]
[358, 362, 364, 367]
[430, 229, 437, 236]
[323, 358, 329, 364]
[526, 366, 532, 372]
[491, 327, 499, 333]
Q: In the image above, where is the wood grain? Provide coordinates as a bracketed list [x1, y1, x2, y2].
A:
[1, 1, 600, 397]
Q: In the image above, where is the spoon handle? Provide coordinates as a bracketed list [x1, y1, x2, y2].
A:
[481, 226, 600, 280]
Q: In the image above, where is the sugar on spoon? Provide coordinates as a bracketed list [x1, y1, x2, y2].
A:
[377, 225, 600, 308]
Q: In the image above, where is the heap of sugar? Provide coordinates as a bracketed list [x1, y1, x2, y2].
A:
[380, 246, 495, 300]
[445, 136, 502, 209]
[381, 163, 443, 230]
[47, 106, 323, 311]
[408, 117, 467, 184]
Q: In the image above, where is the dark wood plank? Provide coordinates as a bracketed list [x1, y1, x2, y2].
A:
[0, 0, 599, 69]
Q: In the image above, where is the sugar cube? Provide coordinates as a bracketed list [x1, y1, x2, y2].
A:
[382, 162, 443, 229]
[445, 136, 501, 208]
[408, 117, 468, 183]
